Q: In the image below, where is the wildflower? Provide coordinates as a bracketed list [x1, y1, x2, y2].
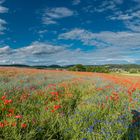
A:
[4, 99, 12, 105]
[4, 120, 9, 126]
[51, 110, 55, 113]
[110, 96, 113, 100]
[132, 88, 136, 92]
[50, 92, 59, 96]
[96, 88, 103, 91]
[128, 90, 132, 96]
[8, 108, 14, 114]
[21, 123, 27, 128]
[87, 125, 94, 133]
[1, 95, 6, 100]
[0, 122, 4, 128]
[129, 97, 133, 102]
[106, 96, 108, 101]
[6, 113, 13, 117]
[11, 122, 17, 127]
[112, 92, 118, 95]
[2, 108, 6, 111]
[15, 115, 22, 119]
[82, 138, 87, 140]
[54, 105, 61, 110]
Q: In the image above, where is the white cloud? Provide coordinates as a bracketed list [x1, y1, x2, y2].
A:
[0, 36, 140, 65]
[91, 0, 140, 33]
[42, 17, 57, 25]
[0, 18, 7, 34]
[125, 19, 140, 32]
[42, 7, 74, 25]
[94, 0, 119, 13]
[106, 2, 140, 32]
[0, 1, 8, 34]
[38, 29, 48, 34]
[59, 28, 111, 48]
[58, 28, 140, 64]
[109, 10, 140, 32]
[0, 5, 8, 13]
[45, 7, 74, 19]
[109, 10, 140, 21]
[59, 28, 140, 49]
[0, 42, 70, 65]
[72, 0, 81, 5]
[0, 45, 12, 54]
[17, 41, 65, 55]
[83, 0, 123, 14]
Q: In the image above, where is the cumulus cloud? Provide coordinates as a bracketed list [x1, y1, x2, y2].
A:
[0, 5, 8, 13]
[58, 28, 140, 64]
[59, 28, 140, 48]
[59, 28, 111, 48]
[0, 0, 8, 34]
[0, 42, 73, 65]
[42, 7, 74, 25]
[0, 45, 12, 54]
[17, 42, 65, 55]
[0, 39, 140, 65]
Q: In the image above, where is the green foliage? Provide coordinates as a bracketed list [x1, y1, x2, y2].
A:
[68, 64, 86, 72]
[68, 65, 110, 73]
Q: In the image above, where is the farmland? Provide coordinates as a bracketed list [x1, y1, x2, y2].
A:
[0, 67, 140, 140]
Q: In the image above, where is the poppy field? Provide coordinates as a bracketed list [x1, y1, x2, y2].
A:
[0, 67, 140, 140]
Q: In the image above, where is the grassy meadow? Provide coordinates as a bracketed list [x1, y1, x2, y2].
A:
[0, 67, 140, 140]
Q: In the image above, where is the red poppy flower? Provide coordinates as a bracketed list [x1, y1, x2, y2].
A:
[1, 96, 6, 100]
[21, 123, 27, 128]
[8, 108, 14, 114]
[15, 115, 22, 119]
[51, 109, 55, 113]
[11, 122, 17, 127]
[0, 122, 4, 128]
[7, 113, 13, 117]
[54, 105, 61, 110]
[4, 99, 12, 105]
[50, 92, 59, 96]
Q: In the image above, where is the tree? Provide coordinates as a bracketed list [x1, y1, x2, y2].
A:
[75, 64, 86, 71]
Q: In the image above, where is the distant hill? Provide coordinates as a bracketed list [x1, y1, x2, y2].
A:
[0, 64, 140, 73]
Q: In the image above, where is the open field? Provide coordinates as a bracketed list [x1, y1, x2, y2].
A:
[0, 67, 140, 140]
[120, 73, 140, 77]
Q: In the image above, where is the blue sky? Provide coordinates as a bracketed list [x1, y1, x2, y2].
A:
[0, 0, 140, 65]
